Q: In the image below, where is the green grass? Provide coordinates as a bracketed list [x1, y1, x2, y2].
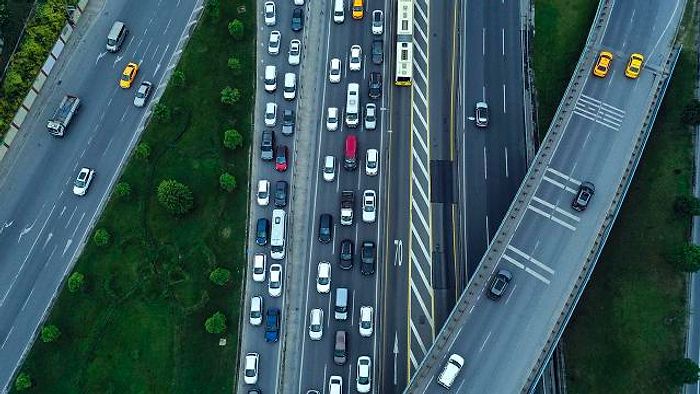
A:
[0, 0, 35, 72]
[539, 2, 698, 393]
[15, 0, 254, 392]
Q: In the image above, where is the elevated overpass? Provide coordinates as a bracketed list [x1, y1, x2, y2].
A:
[406, 0, 686, 392]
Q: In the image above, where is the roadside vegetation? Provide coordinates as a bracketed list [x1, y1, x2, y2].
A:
[13, 0, 254, 391]
[0, 0, 35, 74]
[534, 0, 700, 392]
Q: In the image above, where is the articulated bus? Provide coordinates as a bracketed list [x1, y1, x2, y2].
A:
[395, 0, 413, 86]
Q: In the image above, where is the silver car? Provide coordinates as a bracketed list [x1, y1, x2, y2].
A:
[133, 81, 152, 107]
[475, 101, 489, 127]
[364, 103, 377, 130]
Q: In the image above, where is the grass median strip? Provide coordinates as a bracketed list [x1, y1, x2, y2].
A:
[15, 0, 254, 391]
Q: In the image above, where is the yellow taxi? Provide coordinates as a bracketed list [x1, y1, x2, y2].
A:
[624, 53, 644, 79]
[592, 51, 613, 78]
[120, 62, 139, 88]
[352, 0, 364, 19]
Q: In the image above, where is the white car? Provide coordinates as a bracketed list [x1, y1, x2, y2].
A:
[329, 58, 342, 83]
[73, 167, 95, 196]
[371, 10, 384, 35]
[252, 253, 266, 282]
[364, 103, 376, 130]
[288, 39, 301, 65]
[268, 30, 281, 55]
[269, 263, 283, 297]
[359, 306, 374, 337]
[256, 179, 270, 206]
[329, 376, 343, 394]
[264, 102, 277, 127]
[322, 156, 336, 182]
[362, 190, 377, 223]
[327, 107, 339, 131]
[356, 356, 372, 393]
[250, 296, 263, 326]
[294, 0, 304, 4]
[133, 81, 152, 107]
[308, 308, 324, 340]
[349, 45, 362, 71]
[243, 353, 259, 385]
[263, 1, 276, 26]
[317, 261, 331, 293]
[365, 149, 378, 176]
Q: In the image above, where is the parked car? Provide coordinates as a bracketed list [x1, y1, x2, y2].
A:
[261, 130, 274, 161]
[252, 253, 266, 282]
[371, 39, 383, 64]
[291, 7, 304, 31]
[273, 180, 288, 207]
[288, 39, 301, 65]
[361, 241, 375, 275]
[371, 10, 384, 35]
[268, 30, 281, 55]
[256, 218, 270, 246]
[265, 308, 280, 342]
[317, 261, 331, 293]
[364, 103, 377, 130]
[263, 1, 276, 26]
[282, 109, 295, 135]
[249, 295, 263, 326]
[275, 145, 288, 172]
[308, 308, 324, 340]
[243, 353, 259, 385]
[269, 264, 283, 297]
[339, 239, 353, 270]
[368, 72, 382, 99]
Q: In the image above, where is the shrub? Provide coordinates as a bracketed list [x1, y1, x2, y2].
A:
[674, 195, 700, 216]
[67, 272, 85, 293]
[40, 324, 61, 343]
[205, 311, 227, 334]
[223, 128, 243, 150]
[681, 99, 700, 126]
[93, 228, 110, 247]
[152, 103, 171, 122]
[171, 70, 185, 87]
[228, 19, 244, 40]
[220, 86, 240, 105]
[14, 372, 31, 391]
[665, 358, 700, 385]
[114, 182, 132, 199]
[157, 180, 194, 216]
[219, 173, 237, 192]
[134, 143, 151, 160]
[209, 267, 232, 286]
[672, 243, 700, 272]
[227, 56, 242, 74]
[205, 0, 221, 18]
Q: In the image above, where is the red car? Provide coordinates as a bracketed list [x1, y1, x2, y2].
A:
[275, 145, 288, 172]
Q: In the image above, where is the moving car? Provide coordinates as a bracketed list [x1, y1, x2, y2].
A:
[339, 239, 353, 270]
[120, 62, 139, 88]
[365, 149, 378, 176]
[362, 190, 377, 223]
[328, 376, 343, 394]
[268, 264, 283, 297]
[318, 214, 333, 243]
[371, 39, 383, 64]
[371, 10, 384, 35]
[317, 261, 331, 293]
[308, 308, 324, 340]
[249, 295, 263, 326]
[256, 179, 270, 206]
[437, 354, 465, 388]
[349, 45, 362, 71]
[352, 0, 364, 19]
[593, 51, 613, 77]
[265, 307, 280, 342]
[274, 180, 288, 207]
[264, 102, 278, 127]
[333, 330, 347, 365]
[364, 103, 377, 130]
[360, 241, 375, 275]
[572, 181, 595, 212]
[268, 30, 281, 55]
[261, 130, 274, 161]
[368, 72, 382, 99]
[264, 65, 277, 92]
[356, 356, 372, 393]
[291, 7, 304, 31]
[275, 145, 288, 172]
[252, 253, 266, 282]
[475, 101, 489, 128]
[288, 39, 301, 65]
[322, 155, 336, 182]
[488, 269, 513, 300]
[263, 1, 276, 26]
[359, 306, 374, 337]
[255, 218, 270, 246]
[327, 107, 340, 131]
[282, 109, 295, 135]
[625, 53, 644, 78]
[283, 72, 297, 100]
[243, 353, 259, 385]
[73, 167, 95, 196]
[133, 81, 152, 107]
[329, 58, 342, 83]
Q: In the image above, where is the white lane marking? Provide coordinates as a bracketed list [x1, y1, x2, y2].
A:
[546, 167, 580, 184]
[502, 28, 505, 55]
[479, 331, 492, 352]
[412, 101, 429, 131]
[542, 175, 578, 194]
[412, 123, 429, 155]
[506, 244, 555, 274]
[485, 215, 490, 246]
[410, 279, 435, 329]
[410, 349, 419, 369]
[483, 146, 488, 180]
[504, 146, 509, 178]
[409, 319, 429, 355]
[0, 326, 15, 350]
[505, 284, 517, 304]
[411, 223, 431, 263]
[527, 205, 576, 231]
[482, 28, 486, 56]
[501, 253, 551, 284]
[411, 171, 430, 207]
[502, 84, 506, 113]
[531, 195, 581, 222]
[410, 248, 433, 293]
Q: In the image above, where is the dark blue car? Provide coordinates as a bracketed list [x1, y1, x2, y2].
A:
[256, 218, 270, 246]
[291, 8, 303, 31]
[265, 308, 280, 343]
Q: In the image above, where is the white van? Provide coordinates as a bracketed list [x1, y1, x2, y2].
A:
[270, 209, 287, 260]
[106, 21, 128, 52]
[283, 72, 297, 101]
[437, 354, 465, 389]
[345, 83, 360, 128]
[333, 0, 345, 23]
[264, 65, 277, 93]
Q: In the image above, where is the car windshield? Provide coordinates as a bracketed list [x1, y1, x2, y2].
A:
[74, 178, 85, 187]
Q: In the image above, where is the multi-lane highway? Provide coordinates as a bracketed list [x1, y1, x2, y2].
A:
[408, 0, 685, 392]
[0, 0, 200, 390]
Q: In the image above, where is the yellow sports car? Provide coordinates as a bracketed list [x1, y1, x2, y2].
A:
[120, 62, 139, 88]
[625, 53, 644, 79]
[593, 51, 613, 78]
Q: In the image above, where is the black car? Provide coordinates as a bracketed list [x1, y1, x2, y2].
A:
[572, 181, 595, 212]
[274, 180, 288, 207]
[291, 7, 303, 31]
[371, 39, 383, 64]
[261, 130, 274, 161]
[361, 241, 375, 275]
[282, 109, 295, 136]
[488, 269, 513, 300]
[255, 218, 270, 246]
[368, 72, 382, 99]
[265, 308, 280, 343]
[318, 214, 333, 243]
[339, 239, 354, 270]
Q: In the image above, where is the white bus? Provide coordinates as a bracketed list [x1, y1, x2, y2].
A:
[345, 83, 360, 127]
[395, 0, 413, 86]
[270, 209, 287, 260]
